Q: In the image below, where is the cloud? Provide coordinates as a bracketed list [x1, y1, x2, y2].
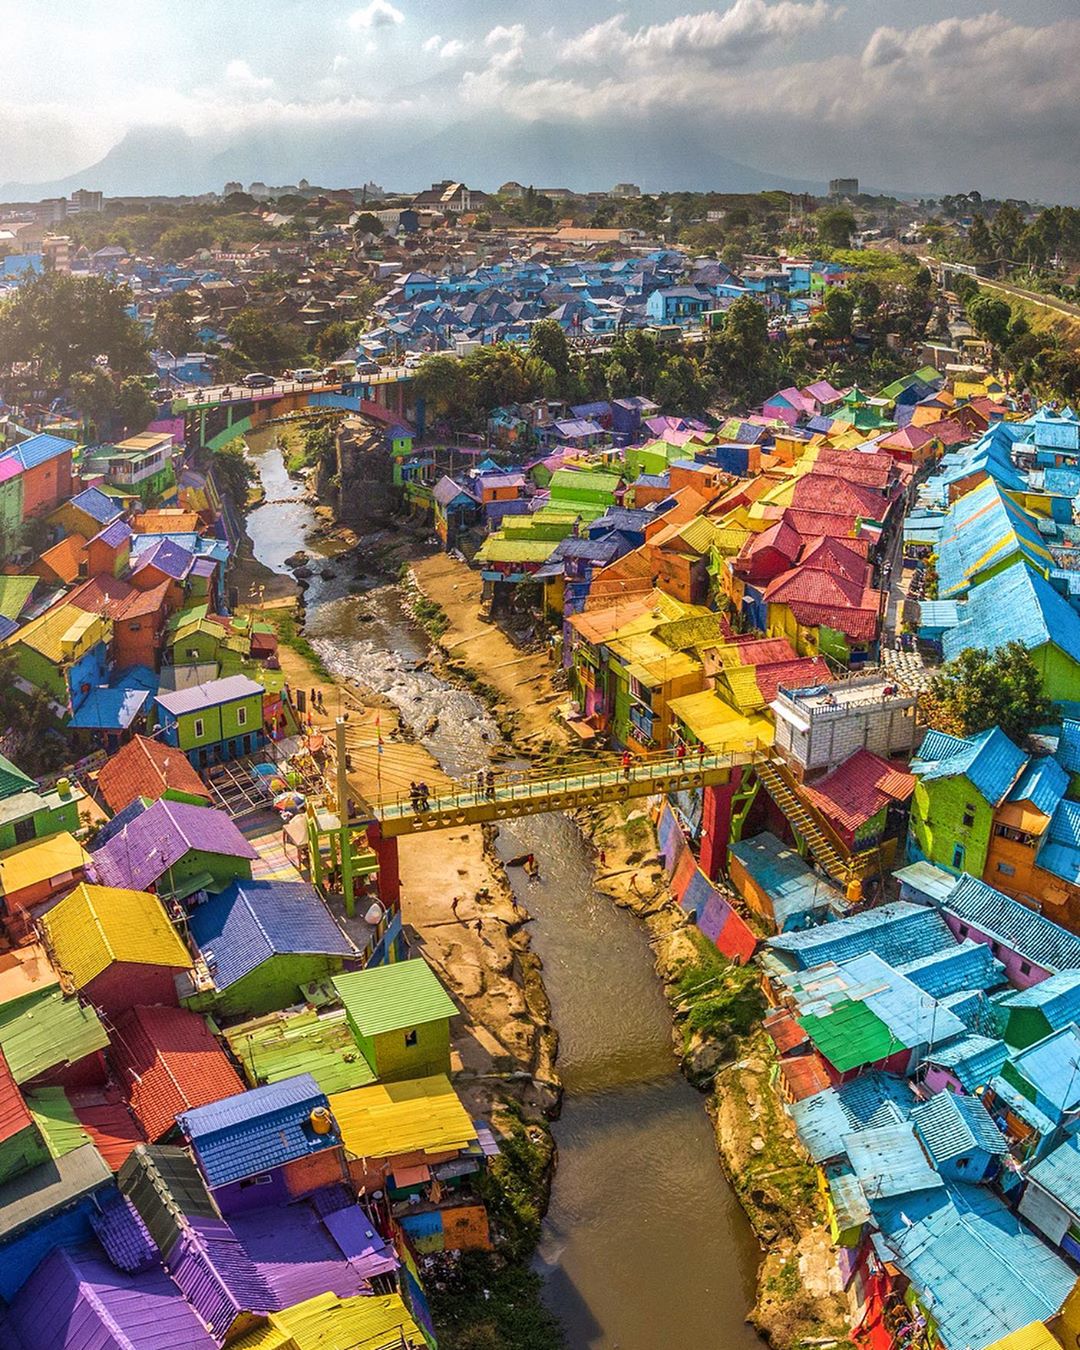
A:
[564, 1, 838, 64]
[423, 33, 465, 58]
[348, 1, 404, 31]
[422, 33, 441, 52]
[224, 59, 274, 92]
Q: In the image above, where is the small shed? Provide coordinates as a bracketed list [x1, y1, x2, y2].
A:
[332, 957, 458, 1083]
[911, 1088, 1008, 1183]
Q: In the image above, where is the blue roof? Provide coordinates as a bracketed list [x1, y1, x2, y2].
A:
[839, 952, 966, 1049]
[873, 1183, 1075, 1349]
[845, 1122, 944, 1199]
[131, 537, 195, 580]
[68, 684, 151, 731]
[729, 832, 837, 929]
[1056, 718, 1080, 773]
[935, 481, 1052, 599]
[912, 725, 1026, 806]
[1027, 1134, 1080, 1214]
[767, 901, 955, 970]
[67, 486, 121, 526]
[899, 939, 1004, 1000]
[1007, 756, 1068, 816]
[92, 517, 133, 549]
[187, 879, 355, 991]
[944, 873, 1080, 974]
[942, 562, 1080, 669]
[1005, 1023, 1080, 1115]
[911, 1089, 1008, 1164]
[178, 1073, 338, 1187]
[789, 1072, 916, 1163]
[925, 1034, 1010, 1091]
[1037, 798, 1080, 885]
[999, 971, 1080, 1037]
[0, 433, 74, 471]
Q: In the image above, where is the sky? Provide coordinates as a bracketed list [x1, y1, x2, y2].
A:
[2, 0, 1078, 200]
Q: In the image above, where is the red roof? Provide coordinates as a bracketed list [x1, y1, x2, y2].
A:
[764, 566, 866, 609]
[797, 536, 870, 584]
[66, 574, 136, 620]
[930, 418, 969, 447]
[764, 1008, 810, 1055]
[791, 473, 890, 520]
[0, 1048, 32, 1145]
[114, 579, 170, 621]
[108, 1005, 244, 1143]
[68, 1087, 145, 1170]
[782, 508, 858, 540]
[803, 748, 916, 835]
[814, 449, 895, 489]
[754, 657, 833, 703]
[879, 424, 934, 451]
[97, 734, 211, 815]
[780, 1053, 832, 1101]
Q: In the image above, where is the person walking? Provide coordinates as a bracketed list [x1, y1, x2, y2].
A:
[621, 751, 632, 779]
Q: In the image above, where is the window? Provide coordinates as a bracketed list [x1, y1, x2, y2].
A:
[193, 717, 205, 739]
[237, 706, 248, 727]
[952, 843, 966, 870]
[1020, 960, 1032, 976]
[996, 862, 1016, 877]
[13, 817, 35, 845]
[958, 924, 969, 937]
[961, 804, 977, 828]
[404, 1029, 418, 1048]
[238, 1174, 273, 1189]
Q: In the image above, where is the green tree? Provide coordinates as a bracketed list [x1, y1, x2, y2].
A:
[211, 441, 256, 504]
[991, 202, 1025, 260]
[314, 320, 359, 363]
[352, 212, 383, 237]
[928, 642, 1053, 745]
[653, 354, 711, 413]
[967, 215, 993, 261]
[0, 272, 148, 386]
[966, 293, 1012, 348]
[822, 288, 856, 338]
[227, 308, 304, 371]
[70, 368, 117, 429]
[705, 296, 776, 406]
[528, 319, 570, 384]
[157, 224, 214, 261]
[460, 345, 535, 410]
[116, 376, 156, 434]
[849, 277, 882, 319]
[153, 293, 196, 353]
[815, 206, 856, 249]
[413, 353, 473, 419]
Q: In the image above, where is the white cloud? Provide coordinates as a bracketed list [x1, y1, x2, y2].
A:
[224, 59, 274, 92]
[438, 39, 465, 60]
[348, 1, 404, 32]
[422, 33, 441, 52]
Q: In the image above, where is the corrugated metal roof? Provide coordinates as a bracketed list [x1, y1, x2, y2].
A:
[844, 1122, 944, 1198]
[89, 798, 258, 892]
[224, 1007, 377, 1096]
[899, 939, 1005, 1000]
[118, 1144, 221, 1257]
[0, 1142, 112, 1243]
[945, 873, 1080, 974]
[0, 433, 74, 471]
[41, 882, 192, 989]
[798, 997, 904, 1073]
[943, 562, 1080, 669]
[188, 880, 354, 992]
[911, 1089, 1008, 1163]
[924, 1034, 1010, 1092]
[333, 957, 457, 1038]
[229, 1291, 426, 1350]
[24, 1086, 91, 1159]
[999, 971, 1080, 1034]
[1003, 1023, 1080, 1115]
[1008, 757, 1068, 817]
[155, 673, 264, 717]
[330, 1073, 477, 1161]
[0, 983, 108, 1084]
[768, 900, 955, 970]
[790, 1072, 916, 1163]
[1027, 1133, 1080, 1215]
[0, 830, 87, 896]
[912, 725, 1027, 806]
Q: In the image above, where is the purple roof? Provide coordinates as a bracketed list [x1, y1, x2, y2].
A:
[132, 537, 194, 581]
[88, 797, 258, 892]
[154, 674, 264, 718]
[69, 487, 122, 526]
[317, 1193, 399, 1279]
[89, 1192, 159, 1274]
[554, 418, 604, 438]
[8, 1245, 216, 1350]
[168, 1223, 278, 1339]
[92, 518, 134, 550]
[228, 1199, 374, 1305]
[190, 557, 217, 578]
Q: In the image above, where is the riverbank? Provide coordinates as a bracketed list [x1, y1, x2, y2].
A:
[409, 553, 847, 1349]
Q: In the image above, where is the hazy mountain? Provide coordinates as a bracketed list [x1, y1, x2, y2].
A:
[3, 117, 826, 200]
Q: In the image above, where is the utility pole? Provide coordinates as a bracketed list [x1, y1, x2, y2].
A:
[336, 716, 356, 918]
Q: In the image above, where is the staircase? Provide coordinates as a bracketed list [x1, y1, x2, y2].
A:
[754, 758, 877, 887]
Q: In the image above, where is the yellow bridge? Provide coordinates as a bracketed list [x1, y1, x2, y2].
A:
[373, 749, 756, 838]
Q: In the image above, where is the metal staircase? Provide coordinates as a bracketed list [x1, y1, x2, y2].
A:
[754, 757, 879, 887]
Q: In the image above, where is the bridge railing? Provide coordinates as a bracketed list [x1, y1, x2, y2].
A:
[378, 746, 759, 822]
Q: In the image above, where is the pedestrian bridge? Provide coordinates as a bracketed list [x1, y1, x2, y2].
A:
[373, 749, 758, 838]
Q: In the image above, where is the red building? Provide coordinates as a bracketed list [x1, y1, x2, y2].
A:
[1, 434, 74, 518]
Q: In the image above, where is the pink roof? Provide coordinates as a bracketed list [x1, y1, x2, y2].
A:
[791, 473, 889, 519]
[0, 459, 23, 484]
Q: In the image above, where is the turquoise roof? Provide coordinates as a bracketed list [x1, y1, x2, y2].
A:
[1008, 756, 1068, 817]
[925, 1034, 1009, 1091]
[942, 562, 1080, 669]
[899, 939, 1004, 1000]
[911, 1089, 1008, 1164]
[944, 873, 1080, 974]
[912, 726, 1027, 807]
[767, 901, 955, 971]
[1027, 1134, 1080, 1214]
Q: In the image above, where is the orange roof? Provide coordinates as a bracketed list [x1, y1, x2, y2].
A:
[780, 1054, 832, 1101]
[67, 1087, 145, 1170]
[570, 590, 659, 641]
[97, 733, 210, 814]
[34, 533, 87, 583]
[804, 748, 915, 834]
[132, 510, 201, 535]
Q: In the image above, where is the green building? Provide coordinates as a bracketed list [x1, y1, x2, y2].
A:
[997, 972, 1080, 1050]
[0, 467, 24, 563]
[908, 727, 1027, 876]
[0, 771, 85, 853]
[153, 673, 266, 768]
[333, 957, 457, 1083]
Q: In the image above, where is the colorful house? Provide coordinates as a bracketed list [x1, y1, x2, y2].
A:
[50, 485, 122, 540]
[40, 881, 193, 1018]
[0, 981, 108, 1091]
[96, 733, 212, 815]
[0, 459, 24, 560]
[229, 1292, 426, 1350]
[3, 602, 111, 712]
[0, 769, 83, 853]
[88, 797, 257, 899]
[183, 879, 356, 1018]
[332, 957, 458, 1083]
[154, 674, 266, 767]
[177, 1074, 345, 1216]
[0, 832, 89, 942]
[910, 1089, 1009, 1183]
[0, 433, 75, 519]
[108, 1003, 245, 1143]
[223, 1005, 377, 1096]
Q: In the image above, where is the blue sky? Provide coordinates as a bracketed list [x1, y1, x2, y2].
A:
[3, 1, 1078, 199]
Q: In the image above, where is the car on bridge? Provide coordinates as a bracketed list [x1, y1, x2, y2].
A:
[291, 368, 321, 383]
[243, 372, 275, 388]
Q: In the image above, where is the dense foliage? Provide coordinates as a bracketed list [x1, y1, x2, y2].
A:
[926, 642, 1053, 746]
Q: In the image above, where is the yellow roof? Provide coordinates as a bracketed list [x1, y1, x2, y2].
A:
[329, 1073, 477, 1160]
[4, 603, 107, 663]
[0, 832, 88, 895]
[41, 882, 192, 988]
[984, 1325, 1061, 1350]
[668, 689, 774, 752]
[607, 632, 702, 688]
[720, 664, 766, 713]
[231, 1293, 426, 1350]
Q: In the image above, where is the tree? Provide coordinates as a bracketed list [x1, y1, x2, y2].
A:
[0, 271, 148, 386]
[966, 215, 993, 261]
[153, 293, 196, 353]
[314, 320, 359, 363]
[822, 288, 855, 338]
[116, 377, 156, 434]
[211, 441, 256, 504]
[705, 296, 776, 405]
[226, 308, 304, 372]
[927, 642, 1053, 745]
[413, 353, 473, 419]
[849, 277, 882, 319]
[69, 368, 117, 429]
[528, 319, 570, 384]
[157, 224, 214, 261]
[653, 355, 710, 413]
[815, 206, 856, 249]
[966, 293, 1012, 349]
[991, 202, 1024, 260]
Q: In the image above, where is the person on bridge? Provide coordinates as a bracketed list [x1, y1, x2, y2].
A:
[676, 742, 687, 764]
[621, 751, 632, 779]
[485, 770, 496, 799]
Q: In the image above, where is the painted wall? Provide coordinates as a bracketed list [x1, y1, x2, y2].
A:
[83, 961, 185, 1020]
[358, 1019, 451, 1083]
[909, 774, 994, 877]
[186, 951, 348, 1019]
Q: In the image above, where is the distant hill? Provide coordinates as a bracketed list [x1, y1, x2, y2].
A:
[2, 117, 826, 200]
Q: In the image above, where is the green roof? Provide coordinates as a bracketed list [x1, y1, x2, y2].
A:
[550, 469, 618, 499]
[0, 577, 36, 623]
[0, 754, 36, 802]
[26, 1087, 91, 1158]
[475, 538, 557, 564]
[0, 984, 109, 1084]
[333, 958, 458, 1038]
[223, 1006, 376, 1096]
[798, 997, 906, 1073]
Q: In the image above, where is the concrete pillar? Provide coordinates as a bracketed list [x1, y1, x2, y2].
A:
[367, 821, 401, 906]
[700, 770, 739, 880]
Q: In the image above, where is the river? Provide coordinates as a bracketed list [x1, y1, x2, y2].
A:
[244, 431, 764, 1349]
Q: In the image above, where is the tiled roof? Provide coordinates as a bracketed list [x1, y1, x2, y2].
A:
[0, 831, 88, 895]
[768, 900, 955, 970]
[178, 1073, 338, 1188]
[0, 433, 74, 471]
[154, 673, 264, 717]
[925, 1033, 1010, 1091]
[0, 1049, 32, 1146]
[944, 873, 1080, 974]
[131, 536, 195, 581]
[88, 1188, 158, 1271]
[898, 939, 1004, 1000]
[97, 734, 211, 815]
[68, 1089, 146, 1171]
[912, 726, 1027, 806]
[333, 958, 457, 1038]
[68, 486, 122, 525]
[89, 798, 257, 892]
[36, 532, 87, 582]
[803, 748, 915, 833]
[188, 880, 355, 992]
[0, 753, 36, 800]
[92, 517, 134, 550]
